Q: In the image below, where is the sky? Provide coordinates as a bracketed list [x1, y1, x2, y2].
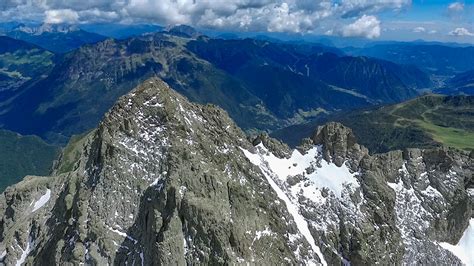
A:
[0, 0, 473, 43]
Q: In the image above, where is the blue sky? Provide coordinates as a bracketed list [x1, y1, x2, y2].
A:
[378, 0, 474, 42]
[0, 0, 473, 43]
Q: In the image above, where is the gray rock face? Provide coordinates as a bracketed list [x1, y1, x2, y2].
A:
[0, 78, 319, 265]
[0, 78, 473, 265]
[243, 120, 473, 265]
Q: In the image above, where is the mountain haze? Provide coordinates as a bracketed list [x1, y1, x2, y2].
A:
[351, 43, 474, 75]
[0, 32, 432, 144]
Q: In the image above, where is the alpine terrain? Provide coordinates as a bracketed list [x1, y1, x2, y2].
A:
[273, 95, 474, 153]
[1, 78, 472, 265]
[0, 31, 432, 144]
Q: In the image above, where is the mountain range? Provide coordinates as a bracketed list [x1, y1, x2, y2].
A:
[0, 78, 472, 265]
[3, 24, 107, 53]
[0, 31, 432, 144]
[0, 23, 473, 265]
[272, 94, 474, 153]
[349, 43, 474, 76]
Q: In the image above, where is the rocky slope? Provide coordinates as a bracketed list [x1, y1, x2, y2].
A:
[0, 79, 472, 265]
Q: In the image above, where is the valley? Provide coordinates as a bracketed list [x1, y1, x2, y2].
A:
[273, 95, 474, 153]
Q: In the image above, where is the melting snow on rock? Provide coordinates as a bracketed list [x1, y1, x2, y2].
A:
[15, 238, 32, 266]
[439, 218, 474, 265]
[31, 189, 51, 212]
[241, 143, 361, 265]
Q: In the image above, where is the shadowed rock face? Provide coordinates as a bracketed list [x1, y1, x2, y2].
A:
[0, 78, 472, 265]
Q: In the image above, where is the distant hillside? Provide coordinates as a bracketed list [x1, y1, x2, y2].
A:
[0, 36, 54, 91]
[436, 70, 474, 95]
[351, 43, 474, 75]
[80, 23, 163, 39]
[188, 37, 430, 109]
[0, 33, 432, 144]
[272, 95, 474, 153]
[0, 129, 59, 192]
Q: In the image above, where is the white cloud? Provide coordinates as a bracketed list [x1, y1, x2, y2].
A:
[413, 26, 425, 33]
[45, 9, 79, 24]
[428, 29, 437, 34]
[448, 2, 464, 12]
[449, 27, 474, 36]
[339, 0, 411, 18]
[0, 0, 411, 34]
[447, 2, 465, 19]
[341, 15, 381, 39]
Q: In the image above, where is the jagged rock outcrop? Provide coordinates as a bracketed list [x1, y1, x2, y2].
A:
[243, 120, 473, 265]
[0, 78, 473, 265]
[0, 78, 320, 265]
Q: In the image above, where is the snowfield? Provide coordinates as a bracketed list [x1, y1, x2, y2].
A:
[241, 143, 361, 265]
[439, 218, 474, 266]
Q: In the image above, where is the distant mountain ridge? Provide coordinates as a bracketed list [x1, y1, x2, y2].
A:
[0, 32, 432, 144]
[436, 70, 474, 95]
[350, 43, 474, 75]
[5, 23, 107, 53]
[13, 23, 80, 35]
[272, 95, 474, 153]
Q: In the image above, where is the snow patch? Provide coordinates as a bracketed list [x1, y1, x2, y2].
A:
[140, 251, 145, 266]
[15, 239, 31, 266]
[106, 225, 138, 244]
[245, 144, 358, 199]
[253, 226, 274, 244]
[439, 218, 474, 266]
[241, 146, 328, 266]
[32, 189, 51, 212]
[179, 186, 187, 197]
[0, 250, 6, 259]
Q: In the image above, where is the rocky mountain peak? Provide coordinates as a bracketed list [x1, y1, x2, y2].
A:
[0, 78, 322, 265]
[0, 78, 472, 265]
[312, 122, 368, 167]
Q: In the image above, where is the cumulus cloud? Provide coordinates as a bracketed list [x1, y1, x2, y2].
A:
[449, 27, 474, 36]
[341, 15, 381, 39]
[0, 0, 412, 34]
[448, 2, 464, 12]
[339, 0, 411, 18]
[45, 9, 79, 24]
[413, 26, 425, 33]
